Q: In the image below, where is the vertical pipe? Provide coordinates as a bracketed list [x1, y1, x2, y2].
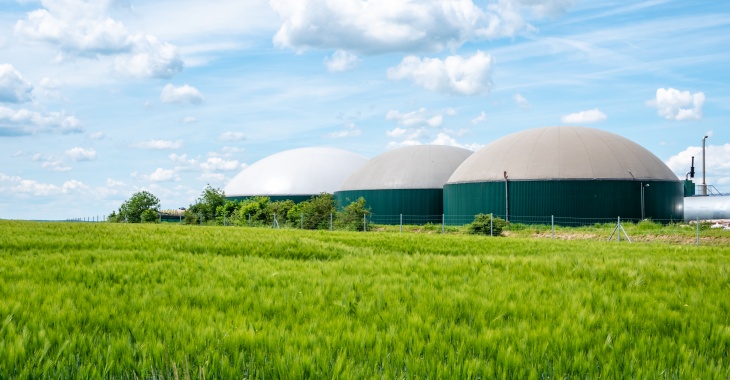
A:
[702, 136, 708, 195]
[504, 171, 509, 222]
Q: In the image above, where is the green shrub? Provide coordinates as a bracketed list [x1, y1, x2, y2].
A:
[141, 209, 159, 223]
[468, 213, 508, 236]
[336, 197, 370, 231]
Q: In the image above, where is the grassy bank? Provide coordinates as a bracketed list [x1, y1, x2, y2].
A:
[0, 221, 728, 378]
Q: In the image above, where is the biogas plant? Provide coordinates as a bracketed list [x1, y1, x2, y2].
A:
[223, 126, 729, 225]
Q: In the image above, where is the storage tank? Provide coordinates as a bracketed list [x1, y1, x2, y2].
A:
[335, 145, 473, 224]
[444, 126, 684, 225]
[684, 196, 730, 221]
[224, 147, 367, 203]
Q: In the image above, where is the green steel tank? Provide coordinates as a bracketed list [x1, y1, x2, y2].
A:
[335, 145, 473, 224]
[444, 126, 683, 225]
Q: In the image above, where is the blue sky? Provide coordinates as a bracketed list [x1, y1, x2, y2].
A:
[1, 0, 728, 220]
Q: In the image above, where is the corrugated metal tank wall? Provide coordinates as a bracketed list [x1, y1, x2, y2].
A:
[444, 180, 684, 225]
[684, 196, 730, 221]
[335, 189, 444, 224]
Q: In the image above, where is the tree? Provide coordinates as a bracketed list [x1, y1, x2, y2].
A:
[183, 185, 226, 225]
[113, 191, 160, 223]
[288, 193, 335, 229]
[141, 209, 160, 223]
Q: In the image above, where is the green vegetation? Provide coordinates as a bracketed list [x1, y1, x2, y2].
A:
[108, 191, 160, 223]
[467, 213, 509, 236]
[1, 220, 728, 378]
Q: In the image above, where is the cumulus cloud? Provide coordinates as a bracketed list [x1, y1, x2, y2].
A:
[0, 64, 33, 103]
[471, 112, 487, 124]
[169, 153, 243, 173]
[181, 116, 197, 124]
[65, 146, 96, 161]
[160, 84, 203, 104]
[270, 0, 574, 54]
[15, 2, 183, 79]
[130, 139, 183, 149]
[386, 108, 445, 128]
[514, 93, 531, 109]
[217, 131, 245, 142]
[561, 108, 607, 124]
[324, 50, 360, 72]
[648, 87, 705, 121]
[666, 143, 730, 186]
[430, 133, 483, 151]
[326, 122, 361, 138]
[387, 51, 493, 95]
[0, 172, 88, 196]
[139, 168, 179, 182]
[0, 106, 83, 136]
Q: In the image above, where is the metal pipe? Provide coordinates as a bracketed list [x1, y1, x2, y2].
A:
[503, 171, 509, 222]
[702, 136, 708, 195]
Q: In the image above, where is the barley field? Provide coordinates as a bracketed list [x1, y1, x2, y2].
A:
[0, 220, 728, 378]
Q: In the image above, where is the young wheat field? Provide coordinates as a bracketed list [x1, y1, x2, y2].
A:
[0, 220, 728, 378]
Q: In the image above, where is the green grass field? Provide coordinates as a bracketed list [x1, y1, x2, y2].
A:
[0, 220, 728, 378]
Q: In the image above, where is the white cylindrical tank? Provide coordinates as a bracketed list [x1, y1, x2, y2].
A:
[684, 196, 730, 221]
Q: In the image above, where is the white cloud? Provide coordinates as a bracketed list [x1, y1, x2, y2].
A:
[41, 160, 72, 172]
[16, 2, 183, 79]
[386, 108, 444, 128]
[386, 127, 407, 138]
[170, 153, 243, 173]
[181, 116, 197, 124]
[65, 146, 96, 161]
[430, 132, 482, 151]
[217, 131, 245, 142]
[561, 108, 607, 124]
[270, 0, 573, 54]
[130, 139, 183, 149]
[198, 173, 226, 183]
[0, 64, 33, 103]
[648, 87, 705, 121]
[471, 112, 487, 124]
[160, 84, 203, 104]
[38, 77, 62, 90]
[324, 50, 360, 72]
[0, 172, 87, 196]
[666, 144, 730, 187]
[141, 168, 179, 182]
[514, 93, 531, 109]
[387, 51, 493, 95]
[0, 106, 83, 136]
[87, 131, 104, 140]
[326, 122, 361, 138]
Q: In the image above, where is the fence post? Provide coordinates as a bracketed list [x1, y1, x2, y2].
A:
[300, 213, 304, 229]
[442, 214, 445, 234]
[223, 214, 226, 226]
[551, 215, 554, 239]
[363, 213, 366, 232]
[400, 214, 402, 233]
[617, 216, 621, 242]
[696, 217, 700, 246]
[330, 213, 333, 231]
[248, 214, 251, 226]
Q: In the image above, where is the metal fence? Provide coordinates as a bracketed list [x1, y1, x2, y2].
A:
[62, 212, 730, 246]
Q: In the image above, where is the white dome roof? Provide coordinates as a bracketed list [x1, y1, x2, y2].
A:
[448, 126, 678, 183]
[224, 147, 367, 197]
[339, 145, 473, 191]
